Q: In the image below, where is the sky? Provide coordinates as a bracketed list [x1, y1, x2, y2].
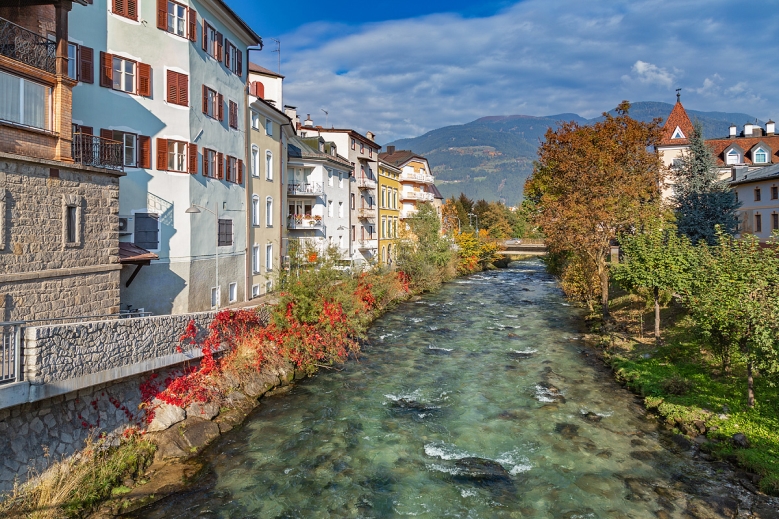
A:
[228, 0, 779, 144]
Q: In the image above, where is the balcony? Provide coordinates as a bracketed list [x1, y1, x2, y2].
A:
[0, 17, 56, 74]
[356, 177, 377, 190]
[288, 182, 324, 196]
[357, 238, 377, 250]
[287, 215, 324, 230]
[399, 190, 434, 202]
[400, 209, 418, 219]
[72, 133, 124, 171]
[400, 171, 434, 184]
[357, 207, 376, 219]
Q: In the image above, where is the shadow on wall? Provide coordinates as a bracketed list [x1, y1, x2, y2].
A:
[119, 263, 186, 316]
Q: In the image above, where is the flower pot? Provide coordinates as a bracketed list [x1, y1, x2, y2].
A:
[308, 252, 318, 262]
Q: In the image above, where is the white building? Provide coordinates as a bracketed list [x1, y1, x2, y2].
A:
[378, 147, 437, 219]
[69, 0, 261, 314]
[730, 163, 779, 241]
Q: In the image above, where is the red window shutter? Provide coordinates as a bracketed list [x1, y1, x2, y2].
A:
[224, 39, 231, 68]
[113, 0, 125, 17]
[178, 73, 188, 106]
[80, 126, 93, 135]
[188, 143, 198, 174]
[216, 32, 223, 62]
[202, 21, 208, 51]
[202, 84, 208, 114]
[156, 0, 166, 29]
[79, 45, 94, 83]
[138, 135, 151, 168]
[254, 81, 264, 99]
[237, 159, 243, 184]
[127, 0, 138, 20]
[202, 149, 209, 176]
[99, 51, 113, 88]
[217, 93, 223, 121]
[228, 100, 235, 128]
[236, 49, 242, 77]
[137, 62, 151, 96]
[188, 8, 196, 42]
[166, 70, 177, 104]
[100, 128, 113, 141]
[217, 152, 224, 179]
[156, 138, 168, 171]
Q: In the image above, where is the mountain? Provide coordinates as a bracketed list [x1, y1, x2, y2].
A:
[386, 102, 760, 206]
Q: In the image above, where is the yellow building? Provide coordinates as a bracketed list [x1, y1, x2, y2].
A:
[378, 160, 401, 266]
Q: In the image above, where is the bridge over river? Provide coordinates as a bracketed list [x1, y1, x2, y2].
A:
[501, 238, 547, 257]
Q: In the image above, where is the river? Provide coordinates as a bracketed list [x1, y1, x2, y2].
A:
[135, 260, 759, 518]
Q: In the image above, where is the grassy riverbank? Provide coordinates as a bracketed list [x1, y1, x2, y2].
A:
[592, 292, 779, 495]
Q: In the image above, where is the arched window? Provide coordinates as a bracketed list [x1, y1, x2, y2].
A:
[726, 149, 741, 165]
[265, 150, 273, 180]
[266, 196, 273, 227]
[252, 195, 260, 226]
[754, 148, 768, 164]
[381, 246, 386, 263]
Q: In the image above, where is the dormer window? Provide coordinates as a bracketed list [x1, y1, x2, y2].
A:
[754, 147, 768, 164]
[726, 149, 741, 165]
[671, 126, 685, 140]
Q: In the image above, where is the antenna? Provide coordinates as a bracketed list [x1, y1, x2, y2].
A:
[321, 108, 329, 127]
[676, 88, 681, 103]
[270, 38, 281, 74]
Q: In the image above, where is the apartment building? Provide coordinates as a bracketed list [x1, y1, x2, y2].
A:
[377, 159, 400, 267]
[68, 0, 261, 314]
[378, 146, 436, 220]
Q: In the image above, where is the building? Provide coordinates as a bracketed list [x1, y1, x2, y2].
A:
[706, 120, 779, 176]
[247, 64, 292, 299]
[377, 159, 401, 266]
[378, 146, 436, 220]
[730, 163, 779, 241]
[304, 121, 380, 266]
[0, 2, 125, 322]
[68, 0, 261, 315]
[286, 134, 352, 261]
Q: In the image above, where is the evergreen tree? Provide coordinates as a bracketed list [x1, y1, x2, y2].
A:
[673, 121, 740, 245]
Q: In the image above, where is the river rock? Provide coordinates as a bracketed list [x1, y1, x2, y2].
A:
[580, 411, 602, 423]
[147, 400, 186, 432]
[180, 418, 221, 451]
[686, 495, 739, 519]
[389, 398, 438, 413]
[185, 401, 220, 420]
[453, 457, 512, 482]
[508, 351, 533, 360]
[732, 433, 750, 448]
[554, 423, 579, 439]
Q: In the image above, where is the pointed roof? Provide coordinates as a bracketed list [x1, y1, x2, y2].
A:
[659, 102, 695, 146]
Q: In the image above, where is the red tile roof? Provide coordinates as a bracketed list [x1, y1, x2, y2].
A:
[659, 102, 695, 146]
[248, 63, 284, 78]
[378, 150, 424, 166]
[707, 135, 779, 166]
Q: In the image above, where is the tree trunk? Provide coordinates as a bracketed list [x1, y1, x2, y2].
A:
[653, 286, 660, 341]
[598, 255, 610, 319]
[747, 358, 755, 408]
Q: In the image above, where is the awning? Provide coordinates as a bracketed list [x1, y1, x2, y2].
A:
[119, 242, 158, 287]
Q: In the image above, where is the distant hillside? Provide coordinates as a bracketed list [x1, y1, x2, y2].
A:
[387, 102, 760, 206]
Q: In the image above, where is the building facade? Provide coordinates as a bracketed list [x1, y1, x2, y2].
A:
[378, 146, 436, 220]
[730, 163, 779, 241]
[377, 160, 400, 267]
[68, 0, 260, 315]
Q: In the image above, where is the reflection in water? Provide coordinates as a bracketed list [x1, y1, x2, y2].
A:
[136, 261, 749, 518]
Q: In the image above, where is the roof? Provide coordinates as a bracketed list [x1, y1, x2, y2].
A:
[248, 63, 284, 79]
[378, 149, 427, 167]
[288, 135, 352, 169]
[707, 135, 779, 166]
[312, 128, 378, 147]
[119, 242, 158, 264]
[249, 97, 292, 123]
[430, 183, 444, 199]
[659, 102, 695, 146]
[730, 162, 779, 186]
[211, 0, 262, 47]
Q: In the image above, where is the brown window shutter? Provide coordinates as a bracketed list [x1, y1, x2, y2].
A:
[113, 0, 124, 17]
[202, 84, 208, 114]
[202, 149, 209, 176]
[99, 51, 113, 88]
[100, 128, 113, 141]
[127, 0, 138, 20]
[224, 39, 231, 68]
[156, 0, 166, 29]
[237, 159, 243, 184]
[80, 126, 93, 135]
[236, 49, 242, 76]
[137, 63, 151, 96]
[254, 81, 264, 98]
[178, 73, 188, 106]
[138, 135, 151, 168]
[202, 21, 208, 51]
[216, 32, 223, 62]
[156, 138, 168, 171]
[166, 69, 177, 103]
[79, 45, 94, 83]
[217, 152, 224, 179]
[217, 93, 223, 121]
[188, 143, 198, 174]
[188, 7, 196, 42]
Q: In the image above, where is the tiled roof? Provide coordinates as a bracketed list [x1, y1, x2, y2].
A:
[730, 162, 779, 186]
[378, 150, 422, 166]
[248, 63, 284, 78]
[288, 135, 352, 168]
[119, 242, 158, 264]
[429, 183, 444, 199]
[659, 102, 695, 146]
[707, 135, 779, 166]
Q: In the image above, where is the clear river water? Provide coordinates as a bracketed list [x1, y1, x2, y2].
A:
[135, 260, 756, 518]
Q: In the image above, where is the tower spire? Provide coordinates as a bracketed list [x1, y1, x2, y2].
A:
[676, 88, 681, 103]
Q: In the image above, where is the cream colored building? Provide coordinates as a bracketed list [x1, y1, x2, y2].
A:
[378, 147, 436, 220]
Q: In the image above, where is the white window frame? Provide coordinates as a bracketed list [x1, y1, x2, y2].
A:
[265, 150, 273, 180]
[251, 145, 259, 177]
[67, 42, 77, 80]
[265, 196, 273, 227]
[252, 195, 260, 226]
[265, 243, 273, 272]
[167, 0, 187, 37]
[265, 118, 273, 136]
[328, 200, 333, 217]
[338, 201, 344, 218]
[211, 287, 220, 308]
[726, 149, 741, 165]
[205, 86, 218, 119]
[328, 169, 334, 186]
[252, 244, 260, 273]
[0, 68, 52, 131]
[112, 56, 136, 93]
[228, 282, 237, 303]
[754, 148, 768, 164]
[252, 284, 260, 298]
[167, 140, 187, 172]
[251, 110, 260, 130]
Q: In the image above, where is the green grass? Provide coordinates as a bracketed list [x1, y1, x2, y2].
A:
[605, 311, 779, 495]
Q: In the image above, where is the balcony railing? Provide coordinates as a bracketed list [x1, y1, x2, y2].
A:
[356, 177, 377, 189]
[288, 182, 324, 196]
[357, 238, 377, 250]
[400, 209, 418, 219]
[0, 17, 56, 74]
[400, 171, 434, 184]
[287, 215, 324, 230]
[399, 190, 434, 202]
[72, 133, 124, 171]
[357, 207, 376, 219]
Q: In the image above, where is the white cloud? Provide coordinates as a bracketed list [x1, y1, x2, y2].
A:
[251, 0, 779, 142]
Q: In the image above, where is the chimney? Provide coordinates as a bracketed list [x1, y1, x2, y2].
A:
[387, 145, 395, 154]
[744, 122, 753, 137]
[366, 131, 375, 141]
[767, 120, 776, 136]
[284, 105, 298, 124]
[303, 114, 313, 127]
[732, 165, 748, 182]
[729, 124, 737, 138]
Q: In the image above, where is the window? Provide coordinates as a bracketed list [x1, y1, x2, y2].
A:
[773, 213, 779, 231]
[381, 217, 386, 238]
[754, 148, 769, 164]
[266, 197, 273, 227]
[218, 219, 233, 246]
[338, 201, 344, 218]
[773, 186, 779, 200]
[112, 0, 138, 20]
[253, 245, 260, 273]
[229, 100, 238, 129]
[67, 42, 77, 80]
[369, 147, 373, 158]
[202, 148, 217, 177]
[252, 284, 260, 298]
[266, 244, 273, 272]
[338, 172, 343, 188]
[112, 131, 136, 167]
[66, 206, 77, 244]
[755, 188, 762, 202]
[211, 287, 220, 307]
[202, 86, 223, 120]
[134, 213, 159, 250]
[252, 146, 259, 177]
[328, 169, 334, 187]
[351, 139, 356, 150]
[224, 39, 242, 75]
[726, 149, 741, 165]
[265, 151, 273, 180]
[266, 280, 273, 293]
[328, 201, 333, 217]
[671, 126, 685, 140]
[203, 21, 223, 61]
[251, 111, 260, 130]
[0, 70, 51, 130]
[112, 56, 136, 93]
[228, 282, 237, 303]
[265, 118, 273, 136]
[351, 225, 355, 241]
[167, 1, 185, 36]
[360, 143, 364, 154]
[167, 140, 187, 172]
[381, 187, 386, 208]
[252, 195, 260, 226]
[671, 158, 682, 170]
[166, 70, 188, 106]
[226, 156, 237, 182]
[755, 214, 763, 233]
[351, 194, 355, 209]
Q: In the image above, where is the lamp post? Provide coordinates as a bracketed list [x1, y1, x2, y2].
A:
[468, 212, 479, 232]
[186, 203, 220, 308]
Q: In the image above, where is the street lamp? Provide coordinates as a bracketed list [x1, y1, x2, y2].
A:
[468, 212, 479, 232]
[186, 203, 220, 308]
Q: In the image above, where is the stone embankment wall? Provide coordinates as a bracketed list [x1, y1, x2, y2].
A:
[0, 310, 218, 492]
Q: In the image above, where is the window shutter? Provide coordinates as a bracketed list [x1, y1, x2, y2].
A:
[237, 159, 243, 184]
[138, 135, 151, 168]
[156, 0, 166, 29]
[202, 149, 209, 176]
[80, 126, 93, 135]
[254, 81, 264, 98]
[188, 143, 198, 174]
[127, 0, 138, 20]
[217, 152, 224, 179]
[166, 69, 177, 104]
[100, 128, 113, 141]
[202, 84, 208, 113]
[202, 21, 208, 51]
[236, 49, 242, 76]
[156, 138, 168, 171]
[216, 32, 223, 62]
[224, 39, 231, 68]
[217, 93, 223, 121]
[188, 8, 196, 42]
[178, 73, 188, 106]
[137, 62, 151, 96]
[79, 45, 94, 83]
[113, 0, 125, 17]
[99, 51, 113, 87]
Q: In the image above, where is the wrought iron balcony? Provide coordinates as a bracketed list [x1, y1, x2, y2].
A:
[356, 177, 377, 189]
[288, 182, 324, 196]
[287, 215, 324, 229]
[72, 133, 124, 171]
[0, 17, 56, 74]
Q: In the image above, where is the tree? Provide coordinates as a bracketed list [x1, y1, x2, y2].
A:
[525, 101, 665, 317]
[673, 121, 740, 245]
[395, 202, 454, 291]
[611, 222, 696, 340]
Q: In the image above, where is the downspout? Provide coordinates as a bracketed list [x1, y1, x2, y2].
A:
[244, 75, 251, 302]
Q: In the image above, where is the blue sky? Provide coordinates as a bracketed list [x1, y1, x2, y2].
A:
[228, 0, 779, 143]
